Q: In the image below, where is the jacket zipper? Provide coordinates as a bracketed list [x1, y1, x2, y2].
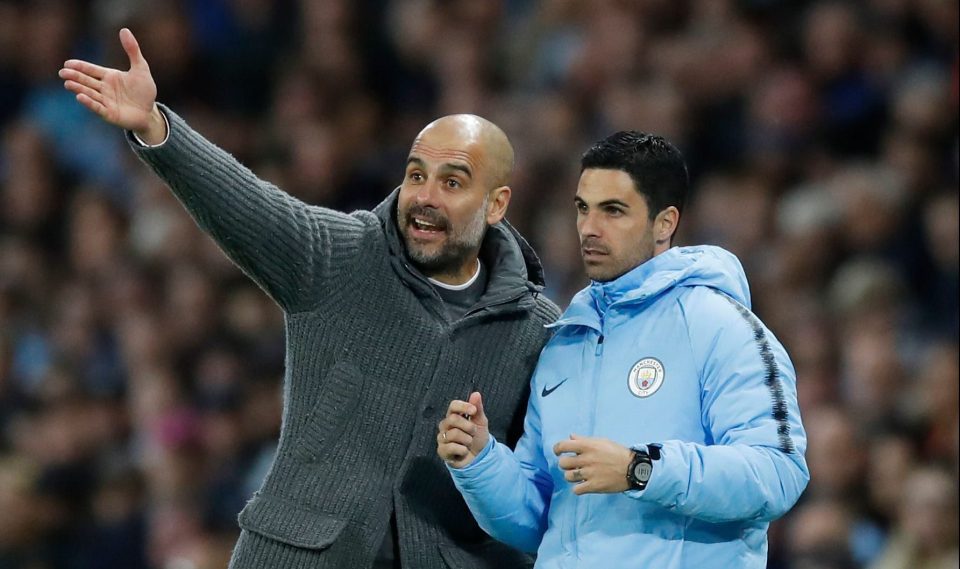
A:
[570, 326, 605, 562]
[451, 288, 528, 333]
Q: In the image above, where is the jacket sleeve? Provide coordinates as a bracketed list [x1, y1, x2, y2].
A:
[447, 383, 553, 553]
[629, 291, 809, 523]
[128, 104, 366, 313]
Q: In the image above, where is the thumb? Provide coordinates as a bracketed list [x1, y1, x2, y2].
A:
[119, 28, 147, 69]
[468, 392, 487, 425]
[570, 433, 582, 440]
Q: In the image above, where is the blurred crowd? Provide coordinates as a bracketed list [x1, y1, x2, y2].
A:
[0, 0, 957, 568]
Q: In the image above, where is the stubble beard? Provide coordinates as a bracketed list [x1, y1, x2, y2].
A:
[583, 231, 656, 283]
[400, 195, 490, 276]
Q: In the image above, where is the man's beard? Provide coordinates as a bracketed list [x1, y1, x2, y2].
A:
[398, 195, 489, 275]
[581, 231, 656, 282]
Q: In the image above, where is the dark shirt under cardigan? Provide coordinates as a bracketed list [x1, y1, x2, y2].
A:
[129, 106, 560, 569]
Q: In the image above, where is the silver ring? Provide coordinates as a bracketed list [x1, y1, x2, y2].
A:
[575, 468, 583, 481]
[442, 432, 447, 442]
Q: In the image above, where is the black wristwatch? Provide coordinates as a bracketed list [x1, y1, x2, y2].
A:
[626, 444, 661, 491]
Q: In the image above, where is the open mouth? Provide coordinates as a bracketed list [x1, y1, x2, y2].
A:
[411, 217, 445, 233]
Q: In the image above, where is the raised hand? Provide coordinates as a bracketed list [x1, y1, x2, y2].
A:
[437, 392, 490, 469]
[58, 28, 166, 143]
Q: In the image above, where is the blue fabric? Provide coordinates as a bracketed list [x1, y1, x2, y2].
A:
[449, 245, 809, 568]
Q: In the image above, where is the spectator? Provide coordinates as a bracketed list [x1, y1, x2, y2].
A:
[0, 0, 955, 567]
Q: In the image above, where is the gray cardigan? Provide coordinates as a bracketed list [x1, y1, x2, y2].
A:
[131, 107, 560, 569]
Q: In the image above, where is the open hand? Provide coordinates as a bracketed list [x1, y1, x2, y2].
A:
[58, 28, 165, 143]
[437, 392, 490, 469]
[554, 434, 633, 495]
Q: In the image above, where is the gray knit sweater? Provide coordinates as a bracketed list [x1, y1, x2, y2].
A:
[130, 107, 560, 569]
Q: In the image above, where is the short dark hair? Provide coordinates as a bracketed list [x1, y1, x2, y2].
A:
[580, 131, 689, 219]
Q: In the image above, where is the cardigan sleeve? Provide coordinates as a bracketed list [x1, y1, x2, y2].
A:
[129, 104, 367, 313]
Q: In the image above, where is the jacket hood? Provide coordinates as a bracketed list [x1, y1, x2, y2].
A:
[556, 245, 751, 327]
[372, 188, 547, 298]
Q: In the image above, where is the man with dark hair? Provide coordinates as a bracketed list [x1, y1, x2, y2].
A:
[438, 131, 809, 568]
[60, 29, 559, 569]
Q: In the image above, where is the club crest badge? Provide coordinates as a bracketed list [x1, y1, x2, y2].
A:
[628, 358, 664, 398]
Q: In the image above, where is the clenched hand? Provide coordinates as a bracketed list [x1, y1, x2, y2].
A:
[437, 392, 490, 469]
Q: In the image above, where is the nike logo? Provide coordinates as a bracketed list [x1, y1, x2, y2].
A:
[541, 378, 568, 397]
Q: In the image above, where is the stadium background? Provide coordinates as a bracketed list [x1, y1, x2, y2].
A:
[0, 1, 957, 568]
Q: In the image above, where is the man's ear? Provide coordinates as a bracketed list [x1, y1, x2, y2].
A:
[655, 206, 680, 244]
[486, 186, 511, 225]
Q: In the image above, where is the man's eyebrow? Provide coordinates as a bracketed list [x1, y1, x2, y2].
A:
[598, 199, 630, 208]
[439, 162, 472, 178]
[574, 197, 631, 208]
[405, 157, 472, 179]
[406, 156, 426, 169]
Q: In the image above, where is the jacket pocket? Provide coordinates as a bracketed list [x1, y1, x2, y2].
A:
[293, 360, 366, 462]
[237, 493, 348, 550]
[438, 542, 534, 569]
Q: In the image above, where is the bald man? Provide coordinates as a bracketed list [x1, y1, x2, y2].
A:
[60, 29, 559, 569]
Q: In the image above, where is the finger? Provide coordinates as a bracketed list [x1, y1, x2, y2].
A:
[572, 481, 594, 496]
[64, 80, 104, 105]
[444, 414, 477, 435]
[60, 69, 103, 92]
[440, 428, 473, 447]
[63, 59, 110, 80]
[563, 466, 588, 483]
[468, 392, 487, 425]
[58, 68, 103, 92]
[446, 400, 476, 418]
[553, 439, 584, 456]
[75, 93, 108, 118]
[557, 455, 585, 471]
[439, 442, 470, 461]
[119, 28, 146, 69]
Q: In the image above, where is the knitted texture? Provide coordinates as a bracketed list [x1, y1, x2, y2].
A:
[131, 106, 559, 569]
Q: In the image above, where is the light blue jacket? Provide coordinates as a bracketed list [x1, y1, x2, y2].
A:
[449, 245, 809, 568]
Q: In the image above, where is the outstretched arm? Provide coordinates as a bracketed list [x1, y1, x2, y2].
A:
[59, 29, 365, 313]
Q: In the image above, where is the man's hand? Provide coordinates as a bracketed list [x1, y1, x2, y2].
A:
[437, 392, 490, 469]
[58, 28, 165, 144]
[554, 434, 634, 495]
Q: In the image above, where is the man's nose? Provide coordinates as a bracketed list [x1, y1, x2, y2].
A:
[414, 177, 441, 206]
[578, 212, 601, 238]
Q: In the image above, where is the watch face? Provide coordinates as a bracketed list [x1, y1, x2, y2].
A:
[633, 461, 653, 482]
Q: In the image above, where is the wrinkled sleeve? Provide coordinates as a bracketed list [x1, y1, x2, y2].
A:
[128, 104, 366, 313]
[447, 380, 554, 552]
[628, 292, 809, 523]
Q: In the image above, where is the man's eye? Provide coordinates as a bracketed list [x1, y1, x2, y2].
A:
[409, 172, 424, 182]
[607, 208, 623, 216]
[446, 179, 461, 189]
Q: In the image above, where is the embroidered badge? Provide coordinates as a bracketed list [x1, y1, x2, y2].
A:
[628, 358, 664, 398]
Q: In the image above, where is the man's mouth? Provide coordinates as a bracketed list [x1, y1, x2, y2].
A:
[580, 238, 608, 257]
[581, 244, 608, 256]
[411, 217, 445, 233]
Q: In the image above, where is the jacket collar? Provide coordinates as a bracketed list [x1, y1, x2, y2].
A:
[549, 248, 690, 331]
[372, 188, 546, 313]
[550, 246, 751, 332]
